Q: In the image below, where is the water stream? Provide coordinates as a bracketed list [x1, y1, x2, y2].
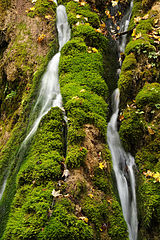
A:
[0, 3, 71, 201]
[20, 4, 71, 149]
[107, 89, 138, 240]
[107, 1, 138, 240]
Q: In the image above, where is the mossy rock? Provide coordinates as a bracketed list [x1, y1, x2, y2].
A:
[66, 145, 87, 168]
[118, 70, 134, 105]
[138, 179, 160, 229]
[38, 199, 94, 240]
[136, 83, 160, 107]
[61, 37, 87, 56]
[121, 53, 137, 72]
[82, 197, 108, 229]
[60, 71, 108, 100]
[27, 0, 56, 18]
[107, 199, 128, 240]
[136, 18, 153, 34]
[66, 0, 99, 28]
[125, 38, 155, 55]
[119, 108, 145, 153]
[72, 24, 109, 51]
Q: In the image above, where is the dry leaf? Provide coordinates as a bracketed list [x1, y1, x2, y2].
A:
[79, 217, 89, 223]
[52, 189, 62, 197]
[147, 126, 154, 135]
[119, 115, 124, 121]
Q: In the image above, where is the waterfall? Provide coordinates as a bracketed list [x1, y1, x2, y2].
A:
[107, 89, 138, 240]
[20, 4, 71, 149]
[107, 1, 138, 239]
[118, 0, 133, 54]
[117, 0, 133, 77]
[0, 3, 70, 201]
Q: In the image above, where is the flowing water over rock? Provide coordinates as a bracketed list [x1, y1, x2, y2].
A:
[107, 89, 138, 240]
[107, 1, 138, 239]
[20, 4, 71, 148]
[0, 4, 71, 201]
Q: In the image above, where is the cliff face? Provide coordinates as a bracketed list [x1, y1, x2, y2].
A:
[0, 0, 160, 239]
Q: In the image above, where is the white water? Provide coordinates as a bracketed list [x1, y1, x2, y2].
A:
[117, 0, 133, 77]
[107, 89, 138, 240]
[0, 177, 8, 201]
[0, 4, 71, 200]
[20, 4, 71, 149]
[119, 0, 133, 53]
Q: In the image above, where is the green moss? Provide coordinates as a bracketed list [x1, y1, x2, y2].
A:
[121, 53, 137, 72]
[72, 24, 109, 51]
[38, 199, 94, 240]
[2, 107, 65, 239]
[93, 167, 111, 194]
[61, 37, 87, 56]
[66, 1, 99, 28]
[125, 38, 156, 55]
[28, 0, 56, 18]
[118, 70, 134, 104]
[136, 83, 160, 107]
[128, 1, 143, 31]
[138, 179, 160, 229]
[136, 19, 153, 34]
[68, 125, 85, 145]
[59, 52, 104, 75]
[119, 108, 145, 152]
[108, 199, 128, 240]
[60, 71, 108, 100]
[66, 145, 87, 168]
[136, 139, 160, 172]
[82, 197, 108, 229]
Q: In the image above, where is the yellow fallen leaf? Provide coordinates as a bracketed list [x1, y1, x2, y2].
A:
[79, 217, 89, 223]
[132, 29, 136, 37]
[100, 22, 106, 28]
[30, 7, 35, 11]
[99, 162, 104, 170]
[147, 126, 154, 135]
[45, 15, 52, 20]
[95, 28, 102, 33]
[79, 1, 86, 6]
[92, 47, 98, 53]
[88, 193, 94, 199]
[136, 32, 142, 39]
[111, 0, 118, 7]
[117, 26, 120, 31]
[76, 14, 82, 19]
[119, 115, 124, 121]
[142, 14, 149, 20]
[134, 16, 141, 23]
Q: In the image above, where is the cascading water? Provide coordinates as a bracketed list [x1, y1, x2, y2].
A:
[0, 3, 70, 201]
[107, 89, 138, 240]
[107, 1, 138, 240]
[118, 0, 133, 54]
[20, 4, 71, 149]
